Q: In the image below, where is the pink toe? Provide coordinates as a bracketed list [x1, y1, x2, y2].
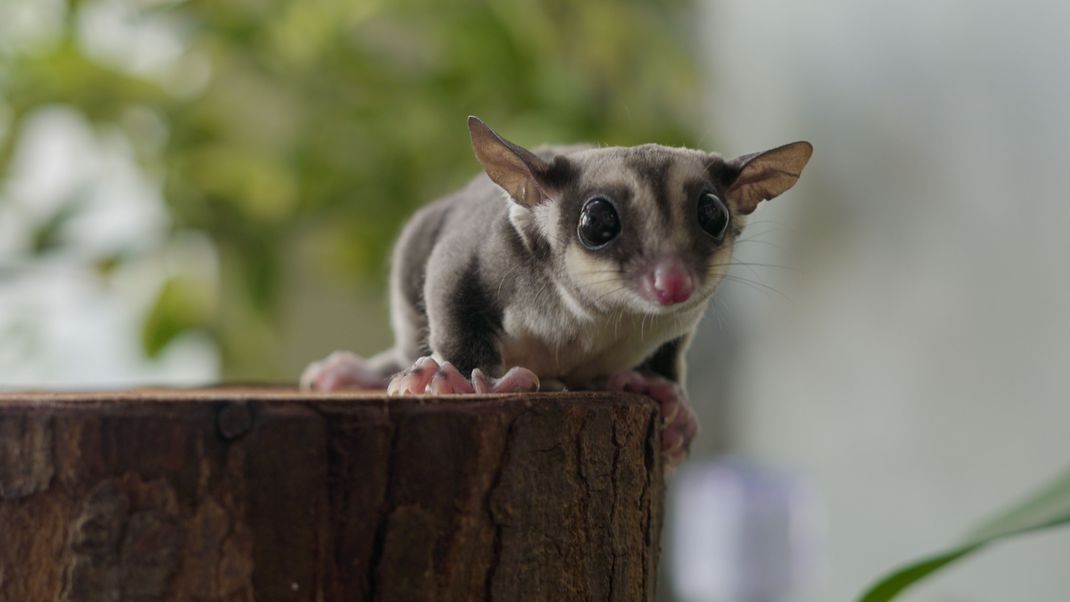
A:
[430, 362, 475, 394]
[608, 371, 645, 393]
[320, 373, 341, 391]
[387, 357, 439, 395]
[413, 356, 439, 376]
[387, 373, 418, 395]
[471, 369, 493, 394]
[664, 448, 688, 468]
[662, 428, 685, 453]
[301, 351, 390, 391]
[604, 370, 696, 466]
[469, 367, 540, 394]
[386, 375, 404, 396]
[491, 367, 540, 393]
[649, 380, 680, 403]
[445, 363, 476, 394]
[661, 398, 681, 426]
[607, 371, 630, 391]
[428, 372, 448, 395]
[410, 359, 439, 393]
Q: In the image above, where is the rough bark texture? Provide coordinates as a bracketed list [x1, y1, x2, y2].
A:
[0, 390, 663, 601]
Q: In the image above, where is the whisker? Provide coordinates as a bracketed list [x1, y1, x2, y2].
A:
[743, 219, 790, 228]
[720, 274, 792, 301]
[708, 261, 803, 273]
[739, 225, 799, 240]
[582, 277, 626, 288]
[570, 268, 623, 277]
[592, 285, 631, 304]
[710, 296, 726, 331]
[733, 238, 786, 251]
[496, 263, 524, 297]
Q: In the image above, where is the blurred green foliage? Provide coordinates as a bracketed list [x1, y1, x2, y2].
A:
[0, 0, 701, 378]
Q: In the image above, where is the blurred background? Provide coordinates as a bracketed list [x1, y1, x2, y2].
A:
[2, 0, 1068, 600]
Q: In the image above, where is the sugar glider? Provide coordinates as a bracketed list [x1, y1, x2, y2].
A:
[302, 116, 812, 466]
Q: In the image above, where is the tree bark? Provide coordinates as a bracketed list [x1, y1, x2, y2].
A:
[0, 390, 663, 601]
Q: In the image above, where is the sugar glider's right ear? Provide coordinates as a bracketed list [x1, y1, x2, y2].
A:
[725, 141, 813, 215]
[468, 116, 561, 207]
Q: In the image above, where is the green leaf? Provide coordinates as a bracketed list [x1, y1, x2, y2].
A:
[141, 276, 215, 358]
[857, 466, 1070, 602]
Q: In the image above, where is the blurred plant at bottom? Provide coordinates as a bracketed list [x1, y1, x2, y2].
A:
[858, 465, 1070, 602]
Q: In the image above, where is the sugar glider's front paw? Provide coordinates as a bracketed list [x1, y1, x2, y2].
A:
[608, 371, 699, 468]
[387, 357, 467, 395]
[300, 351, 388, 391]
[386, 356, 540, 395]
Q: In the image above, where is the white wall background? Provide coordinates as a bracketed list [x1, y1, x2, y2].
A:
[688, 1, 1070, 600]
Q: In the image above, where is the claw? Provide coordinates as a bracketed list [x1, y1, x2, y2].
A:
[388, 357, 540, 396]
[429, 362, 476, 395]
[471, 368, 493, 394]
[472, 367, 540, 393]
[387, 356, 440, 396]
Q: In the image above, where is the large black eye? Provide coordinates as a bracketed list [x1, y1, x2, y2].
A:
[697, 192, 729, 240]
[577, 197, 621, 249]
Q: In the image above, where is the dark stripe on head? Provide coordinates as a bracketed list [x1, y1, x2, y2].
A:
[541, 155, 578, 191]
[626, 152, 672, 227]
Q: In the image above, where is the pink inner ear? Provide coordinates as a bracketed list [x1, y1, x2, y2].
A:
[469, 118, 552, 206]
[728, 147, 810, 213]
[728, 167, 784, 213]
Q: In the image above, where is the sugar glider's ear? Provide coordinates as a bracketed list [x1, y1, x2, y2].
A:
[468, 116, 558, 207]
[726, 141, 813, 215]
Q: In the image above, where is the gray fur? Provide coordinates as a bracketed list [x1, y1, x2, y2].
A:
[372, 118, 811, 389]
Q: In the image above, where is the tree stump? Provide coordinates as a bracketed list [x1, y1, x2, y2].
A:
[0, 390, 664, 601]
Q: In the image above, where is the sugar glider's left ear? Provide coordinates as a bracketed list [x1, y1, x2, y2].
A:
[726, 141, 813, 214]
[468, 116, 559, 207]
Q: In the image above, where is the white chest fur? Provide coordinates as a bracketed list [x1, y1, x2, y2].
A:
[499, 301, 704, 387]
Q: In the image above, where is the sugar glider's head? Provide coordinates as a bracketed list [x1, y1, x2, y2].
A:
[468, 116, 812, 315]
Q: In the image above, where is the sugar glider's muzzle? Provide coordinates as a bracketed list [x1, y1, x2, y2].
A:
[643, 258, 695, 306]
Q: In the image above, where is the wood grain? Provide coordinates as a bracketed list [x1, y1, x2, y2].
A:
[0, 390, 664, 601]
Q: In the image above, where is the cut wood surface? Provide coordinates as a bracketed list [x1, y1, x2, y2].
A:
[0, 389, 664, 601]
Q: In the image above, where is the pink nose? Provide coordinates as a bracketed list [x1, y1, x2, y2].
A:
[648, 260, 694, 306]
